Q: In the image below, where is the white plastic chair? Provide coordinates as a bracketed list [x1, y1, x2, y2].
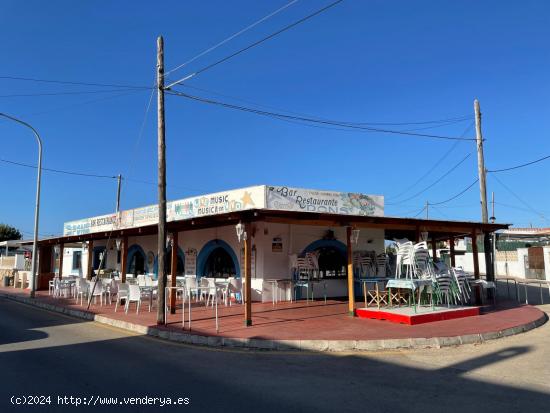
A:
[395, 241, 414, 278]
[125, 284, 142, 314]
[184, 276, 199, 302]
[115, 282, 129, 312]
[88, 279, 105, 306]
[75, 278, 89, 305]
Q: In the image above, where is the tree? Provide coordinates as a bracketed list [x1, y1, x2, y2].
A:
[0, 224, 22, 242]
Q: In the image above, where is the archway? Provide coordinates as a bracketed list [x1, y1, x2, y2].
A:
[127, 244, 147, 275]
[152, 246, 185, 278]
[302, 239, 347, 278]
[197, 239, 240, 278]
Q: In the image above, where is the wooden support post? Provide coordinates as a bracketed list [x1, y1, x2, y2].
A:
[87, 240, 94, 280]
[431, 238, 437, 262]
[472, 230, 480, 279]
[346, 226, 355, 316]
[169, 231, 178, 314]
[120, 236, 128, 283]
[58, 243, 64, 279]
[415, 226, 420, 243]
[156, 35, 167, 325]
[244, 222, 252, 326]
[449, 237, 456, 267]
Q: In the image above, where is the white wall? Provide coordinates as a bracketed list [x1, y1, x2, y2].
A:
[59, 223, 386, 301]
[543, 246, 550, 281]
[454, 250, 527, 278]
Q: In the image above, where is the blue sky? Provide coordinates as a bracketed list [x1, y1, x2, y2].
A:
[1, 0, 549, 238]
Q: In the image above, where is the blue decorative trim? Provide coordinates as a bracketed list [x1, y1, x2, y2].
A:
[197, 239, 240, 278]
[127, 244, 147, 273]
[302, 239, 347, 256]
[152, 246, 185, 279]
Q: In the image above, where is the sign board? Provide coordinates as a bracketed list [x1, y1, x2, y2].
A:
[240, 247, 256, 278]
[63, 186, 266, 236]
[272, 237, 283, 253]
[184, 248, 197, 276]
[266, 186, 384, 217]
[63, 185, 385, 236]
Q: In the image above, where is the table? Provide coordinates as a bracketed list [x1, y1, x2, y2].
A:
[264, 279, 292, 305]
[139, 285, 158, 312]
[386, 279, 433, 313]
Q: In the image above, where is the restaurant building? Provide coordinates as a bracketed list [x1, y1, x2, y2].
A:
[33, 185, 507, 315]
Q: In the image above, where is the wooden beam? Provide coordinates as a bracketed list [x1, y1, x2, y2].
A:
[431, 238, 437, 261]
[471, 230, 480, 279]
[169, 231, 178, 314]
[87, 240, 94, 280]
[346, 226, 355, 316]
[449, 237, 456, 267]
[244, 222, 252, 326]
[120, 236, 128, 283]
[58, 243, 64, 279]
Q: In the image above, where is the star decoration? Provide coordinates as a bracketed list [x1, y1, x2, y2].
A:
[241, 191, 255, 208]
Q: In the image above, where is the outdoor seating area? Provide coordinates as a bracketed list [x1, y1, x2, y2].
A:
[355, 239, 491, 322]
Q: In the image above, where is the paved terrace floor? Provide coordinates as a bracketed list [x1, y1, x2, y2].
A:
[1, 286, 545, 342]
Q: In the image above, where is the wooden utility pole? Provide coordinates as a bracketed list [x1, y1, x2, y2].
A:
[425, 201, 429, 220]
[156, 36, 167, 325]
[475, 99, 488, 223]
[116, 174, 122, 213]
[474, 99, 494, 285]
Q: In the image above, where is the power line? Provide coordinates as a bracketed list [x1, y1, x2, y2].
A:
[0, 75, 151, 90]
[488, 154, 550, 173]
[387, 152, 474, 205]
[0, 158, 205, 193]
[165, 0, 300, 77]
[165, 0, 345, 87]
[167, 89, 477, 141]
[428, 178, 479, 206]
[26, 89, 145, 116]
[179, 83, 473, 127]
[489, 173, 548, 222]
[412, 206, 426, 218]
[387, 122, 475, 201]
[0, 88, 140, 98]
[0, 158, 118, 179]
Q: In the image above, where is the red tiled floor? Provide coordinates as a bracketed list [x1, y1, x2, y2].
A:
[1, 287, 545, 341]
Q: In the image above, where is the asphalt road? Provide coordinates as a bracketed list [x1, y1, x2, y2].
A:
[1, 297, 549, 413]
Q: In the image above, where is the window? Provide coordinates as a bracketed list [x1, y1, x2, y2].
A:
[204, 247, 236, 278]
[317, 247, 346, 278]
[72, 251, 82, 270]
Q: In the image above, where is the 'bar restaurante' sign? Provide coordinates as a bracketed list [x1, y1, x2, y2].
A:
[265, 186, 384, 217]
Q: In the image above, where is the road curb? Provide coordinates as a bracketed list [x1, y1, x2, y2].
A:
[1, 291, 547, 352]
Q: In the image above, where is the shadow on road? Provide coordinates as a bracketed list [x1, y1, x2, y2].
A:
[0, 297, 549, 412]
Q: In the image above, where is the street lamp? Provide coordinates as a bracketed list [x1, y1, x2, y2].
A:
[0, 113, 42, 298]
[235, 222, 246, 243]
[351, 229, 360, 245]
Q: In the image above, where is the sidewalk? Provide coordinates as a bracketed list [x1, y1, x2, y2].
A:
[1, 286, 546, 352]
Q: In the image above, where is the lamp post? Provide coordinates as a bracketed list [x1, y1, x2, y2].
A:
[0, 113, 42, 298]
